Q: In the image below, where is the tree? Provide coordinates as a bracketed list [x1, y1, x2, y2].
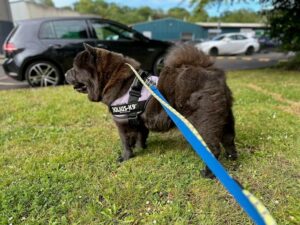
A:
[189, 0, 239, 12]
[190, 0, 300, 51]
[137, 7, 154, 21]
[74, 0, 98, 14]
[188, 1, 263, 22]
[167, 7, 190, 20]
[36, 0, 55, 7]
[208, 9, 263, 23]
[189, 5, 209, 22]
[262, 0, 300, 51]
[74, 0, 156, 24]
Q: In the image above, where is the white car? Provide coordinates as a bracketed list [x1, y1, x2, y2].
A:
[196, 33, 260, 56]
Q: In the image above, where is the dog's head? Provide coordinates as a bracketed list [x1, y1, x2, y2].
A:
[65, 43, 140, 103]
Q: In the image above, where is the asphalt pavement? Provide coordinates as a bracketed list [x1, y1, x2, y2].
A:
[0, 56, 29, 90]
[214, 52, 289, 70]
[0, 52, 290, 91]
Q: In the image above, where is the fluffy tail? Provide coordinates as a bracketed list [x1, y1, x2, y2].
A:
[164, 44, 213, 68]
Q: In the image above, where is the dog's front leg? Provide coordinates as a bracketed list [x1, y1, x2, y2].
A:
[136, 123, 149, 149]
[115, 121, 137, 162]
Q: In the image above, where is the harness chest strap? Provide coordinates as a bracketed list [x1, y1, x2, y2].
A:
[109, 70, 158, 126]
[127, 71, 148, 127]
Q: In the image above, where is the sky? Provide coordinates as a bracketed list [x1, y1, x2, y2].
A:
[53, 0, 263, 17]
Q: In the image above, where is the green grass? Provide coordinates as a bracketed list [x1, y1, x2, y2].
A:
[0, 69, 299, 224]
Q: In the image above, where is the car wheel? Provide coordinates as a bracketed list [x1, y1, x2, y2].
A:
[245, 46, 254, 55]
[25, 61, 63, 87]
[209, 47, 218, 56]
[153, 56, 164, 75]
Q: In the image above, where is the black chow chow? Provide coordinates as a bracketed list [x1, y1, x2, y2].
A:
[65, 44, 237, 178]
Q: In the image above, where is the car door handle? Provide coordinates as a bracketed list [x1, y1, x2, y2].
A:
[49, 44, 62, 49]
[96, 44, 107, 49]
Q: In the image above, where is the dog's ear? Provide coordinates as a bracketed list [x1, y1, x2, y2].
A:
[83, 43, 96, 55]
[83, 43, 97, 64]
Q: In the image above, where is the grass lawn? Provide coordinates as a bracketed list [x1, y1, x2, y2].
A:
[0, 69, 299, 225]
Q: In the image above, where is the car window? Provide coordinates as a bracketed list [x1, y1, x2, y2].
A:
[228, 35, 248, 40]
[236, 35, 247, 40]
[5, 25, 19, 43]
[39, 22, 56, 39]
[90, 21, 134, 41]
[228, 35, 238, 40]
[40, 20, 88, 39]
[212, 35, 225, 41]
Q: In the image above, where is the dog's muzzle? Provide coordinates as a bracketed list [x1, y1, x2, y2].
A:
[65, 68, 76, 84]
[65, 68, 88, 93]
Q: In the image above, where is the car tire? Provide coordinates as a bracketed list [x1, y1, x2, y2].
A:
[209, 47, 218, 56]
[25, 61, 63, 87]
[153, 55, 165, 75]
[245, 46, 254, 55]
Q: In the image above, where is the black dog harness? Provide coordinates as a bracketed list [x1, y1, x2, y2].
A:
[110, 70, 158, 127]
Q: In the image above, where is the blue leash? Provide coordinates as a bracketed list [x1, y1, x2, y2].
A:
[126, 63, 277, 225]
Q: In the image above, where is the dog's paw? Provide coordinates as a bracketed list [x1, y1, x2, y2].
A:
[117, 154, 134, 163]
[200, 169, 216, 179]
[137, 143, 147, 149]
[117, 156, 125, 163]
[225, 152, 238, 161]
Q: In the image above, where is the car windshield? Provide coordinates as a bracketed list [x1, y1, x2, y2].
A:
[90, 21, 135, 41]
[212, 35, 225, 41]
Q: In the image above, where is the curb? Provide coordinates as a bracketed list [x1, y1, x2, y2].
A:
[215, 56, 287, 62]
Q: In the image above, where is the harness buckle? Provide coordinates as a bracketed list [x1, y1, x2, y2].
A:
[129, 89, 141, 98]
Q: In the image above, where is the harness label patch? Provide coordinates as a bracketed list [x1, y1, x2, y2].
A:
[111, 103, 138, 114]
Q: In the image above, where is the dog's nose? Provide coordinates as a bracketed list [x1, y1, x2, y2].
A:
[65, 69, 74, 84]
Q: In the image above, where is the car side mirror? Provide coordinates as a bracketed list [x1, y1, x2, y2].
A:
[134, 32, 149, 42]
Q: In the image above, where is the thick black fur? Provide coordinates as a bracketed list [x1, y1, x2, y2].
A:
[65, 44, 237, 178]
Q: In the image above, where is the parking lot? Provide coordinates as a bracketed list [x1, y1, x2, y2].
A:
[0, 56, 29, 90]
[0, 52, 290, 91]
[214, 52, 289, 70]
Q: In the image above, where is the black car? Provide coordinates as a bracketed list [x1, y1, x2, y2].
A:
[2, 17, 172, 87]
[258, 36, 281, 53]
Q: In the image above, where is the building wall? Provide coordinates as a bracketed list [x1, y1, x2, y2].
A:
[133, 18, 205, 41]
[0, 0, 13, 54]
[133, 18, 268, 41]
[0, 0, 13, 21]
[9, 0, 81, 21]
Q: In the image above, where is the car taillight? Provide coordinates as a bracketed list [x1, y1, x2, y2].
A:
[3, 43, 17, 53]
